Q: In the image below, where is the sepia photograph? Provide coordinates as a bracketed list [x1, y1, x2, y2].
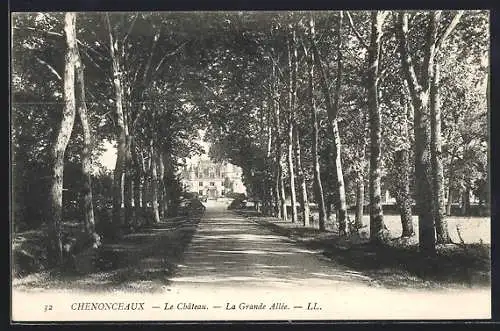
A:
[10, 10, 491, 321]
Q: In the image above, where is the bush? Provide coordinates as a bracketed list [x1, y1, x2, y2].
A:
[226, 192, 246, 200]
[12, 222, 102, 276]
[12, 230, 48, 277]
[62, 230, 101, 274]
[188, 198, 206, 214]
[228, 197, 246, 210]
[181, 192, 197, 200]
[178, 198, 206, 216]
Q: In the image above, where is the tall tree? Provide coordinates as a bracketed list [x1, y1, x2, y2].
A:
[397, 11, 438, 255]
[294, 128, 310, 226]
[106, 13, 129, 230]
[394, 88, 415, 237]
[46, 12, 77, 266]
[367, 11, 388, 241]
[398, 11, 466, 251]
[430, 60, 449, 242]
[74, 29, 98, 241]
[150, 142, 161, 224]
[291, 28, 310, 226]
[345, 11, 369, 232]
[430, 10, 464, 243]
[269, 66, 282, 219]
[311, 12, 348, 235]
[306, 17, 326, 230]
[272, 65, 288, 221]
[354, 111, 368, 231]
[287, 30, 298, 223]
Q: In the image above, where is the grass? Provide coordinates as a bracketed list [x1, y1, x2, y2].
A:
[12, 216, 203, 292]
[239, 210, 491, 290]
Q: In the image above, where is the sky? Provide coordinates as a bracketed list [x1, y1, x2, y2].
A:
[98, 140, 117, 170]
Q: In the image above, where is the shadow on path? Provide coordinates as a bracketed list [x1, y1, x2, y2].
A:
[169, 202, 377, 288]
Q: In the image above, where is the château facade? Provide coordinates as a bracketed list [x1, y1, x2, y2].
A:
[180, 158, 246, 199]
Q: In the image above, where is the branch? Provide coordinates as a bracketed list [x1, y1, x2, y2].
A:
[15, 25, 109, 62]
[379, 11, 390, 24]
[260, 24, 330, 90]
[396, 12, 422, 102]
[300, 39, 308, 58]
[78, 45, 110, 80]
[83, 22, 110, 52]
[130, 62, 143, 91]
[292, 28, 329, 70]
[142, 29, 161, 85]
[14, 26, 63, 37]
[262, 47, 289, 89]
[96, 110, 113, 119]
[311, 37, 335, 118]
[122, 13, 139, 45]
[85, 88, 108, 103]
[132, 103, 146, 130]
[35, 56, 62, 81]
[153, 40, 189, 74]
[105, 13, 115, 59]
[422, 12, 440, 87]
[331, 11, 344, 119]
[270, 93, 286, 110]
[346, 11, 369, 50]
[87, 90, 115, 126]
[435, 10, 464, 51]
[76, 39, 108, 60]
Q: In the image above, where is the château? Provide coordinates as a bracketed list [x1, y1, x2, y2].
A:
[180, 157, 246, 199]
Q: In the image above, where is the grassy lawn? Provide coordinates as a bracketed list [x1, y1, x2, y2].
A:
[240, 210, 491, 290]
[309, 212, 490, 244]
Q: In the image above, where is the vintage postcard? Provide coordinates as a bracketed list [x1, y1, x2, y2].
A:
[10, 10, 491, 322]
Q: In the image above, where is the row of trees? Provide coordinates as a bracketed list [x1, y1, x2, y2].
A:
[12, 12, 210, 267]
[12, 11, 488, 269]
[205, 11, 488, 255]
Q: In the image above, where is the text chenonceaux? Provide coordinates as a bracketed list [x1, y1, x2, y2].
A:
[71, 302, 145, 311]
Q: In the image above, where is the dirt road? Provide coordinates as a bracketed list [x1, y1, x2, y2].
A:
[170, 200, 374, 288]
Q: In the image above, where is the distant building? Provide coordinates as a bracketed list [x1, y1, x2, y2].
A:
[180, 158, 246, 199]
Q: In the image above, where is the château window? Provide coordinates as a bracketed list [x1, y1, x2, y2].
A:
[210, 182, 215, 186]
[199, 182, 203, 186]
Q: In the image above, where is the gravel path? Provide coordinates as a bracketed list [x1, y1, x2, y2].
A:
[170, 201, 375, 289]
